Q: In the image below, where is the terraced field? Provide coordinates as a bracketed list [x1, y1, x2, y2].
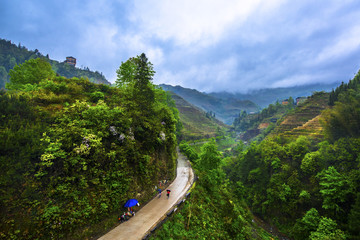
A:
[270, 92, 330, 140]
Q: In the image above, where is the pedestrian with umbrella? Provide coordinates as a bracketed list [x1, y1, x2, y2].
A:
[124, 199, 139, 216]
[157, 188, 162, 198]
[166, 189, 171, 199]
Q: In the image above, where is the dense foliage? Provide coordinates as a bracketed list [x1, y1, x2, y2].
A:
[0, 55, 178, 239]
[0, 38, 109, 89]
[328, 70, 360, 106]
[225, 72, 360, 239]
[150, 140, 274, 240]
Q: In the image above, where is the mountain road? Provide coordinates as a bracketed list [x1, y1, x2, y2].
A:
[98, 149, 194, 240]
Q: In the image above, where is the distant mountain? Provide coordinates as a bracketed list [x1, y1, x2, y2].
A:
[159, 84, 259, 125]
[0, 38, 110, 88]
[209, 83, 339, 108]
[169, 92, 228, 140]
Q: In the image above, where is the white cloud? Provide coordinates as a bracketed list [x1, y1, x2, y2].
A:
[271, 74, 322, 88]
[315, 25, 360, 64]
[146, 47, 164, 66]
[3, 0, 360, 91]
[156, 57, 238, 91]
[80, 22, 118, 58]
[119, 34, 164, 65]
[131, 0, 285, 47]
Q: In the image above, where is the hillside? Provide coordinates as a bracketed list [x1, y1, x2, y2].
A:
[160, 84, 259, 125]
[224, 72, 360, 240]
[232, 92, 330, 143]
[149, 141, 276, 240]
[0, 38, 110, 88]
[169, 92, 228, 140]
[0, 55, 177, 240]
[270, 91, 329, 140]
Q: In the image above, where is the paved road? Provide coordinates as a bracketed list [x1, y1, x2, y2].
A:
[98, 149, 194, 240]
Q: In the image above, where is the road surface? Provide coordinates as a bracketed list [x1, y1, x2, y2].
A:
[98, 149, 194, 240]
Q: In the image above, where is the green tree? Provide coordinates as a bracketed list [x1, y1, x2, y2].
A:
[348, 193, 360, 236]
[301, 151, 322, 174]
[295, 208, 321, 239]
[286, 136, 310, 168]
[322, 89, 360, 141]
[115, 53, 155, 109]
[317, 166, 351, 213]
[115, 57, 137, 90]
[309, 217, 346, 240]
[198, 139, 221, 170]
[6, 58, 55, 90]
[133, 53, 156, 109]
[0, 66, 7, 88]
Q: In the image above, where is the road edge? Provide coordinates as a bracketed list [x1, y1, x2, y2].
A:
[141, 151, 195, 239]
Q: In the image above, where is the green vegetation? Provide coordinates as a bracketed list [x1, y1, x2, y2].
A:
[0, 38, 109, 89]
[3, 38, 360, 240]
[233, 97, 295, 132]
[233, 92, 330, 143]
[224, 71, 360, 239]
[150, 140, 275, 240]
[0, 54, 178, 239]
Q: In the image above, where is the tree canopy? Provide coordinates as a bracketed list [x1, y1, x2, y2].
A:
[7, 58, 55, 90]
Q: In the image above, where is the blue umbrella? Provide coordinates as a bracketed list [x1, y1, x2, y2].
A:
[124, 199, 139, 208]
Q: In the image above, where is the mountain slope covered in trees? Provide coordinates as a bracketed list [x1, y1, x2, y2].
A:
[150, 140, 275, 240]
[224, 70, 360, 239]
[153, 70, 360, 240]
[0, 55, 178, 239]
[0, 38, 110, 89]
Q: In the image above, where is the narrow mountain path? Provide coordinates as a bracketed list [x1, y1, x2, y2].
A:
[98, 149, 194, 240]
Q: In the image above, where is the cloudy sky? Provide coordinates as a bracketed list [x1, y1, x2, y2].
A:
[1, 0, 360, 93]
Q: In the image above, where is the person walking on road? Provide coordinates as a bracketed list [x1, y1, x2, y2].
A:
[157, 188, 162, 198]
[166, 189, 171, 199]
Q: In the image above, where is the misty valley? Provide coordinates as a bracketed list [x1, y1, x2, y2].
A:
[1, 39, 360, 240]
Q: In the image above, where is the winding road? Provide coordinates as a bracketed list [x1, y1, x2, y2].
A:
[98, 149, 194, 240]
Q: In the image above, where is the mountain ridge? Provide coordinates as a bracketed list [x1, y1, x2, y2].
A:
[0, 38, 110, 88]
[159, 84, 259, 125]
[209, 83, 339, 108]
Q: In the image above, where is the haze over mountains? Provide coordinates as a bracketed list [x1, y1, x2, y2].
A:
[0, 37, 342, 127]
[160, 82, 338, 125]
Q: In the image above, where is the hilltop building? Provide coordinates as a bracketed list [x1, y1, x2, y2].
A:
[282, 99, 289, 105]
[65, 56, 76, 67]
